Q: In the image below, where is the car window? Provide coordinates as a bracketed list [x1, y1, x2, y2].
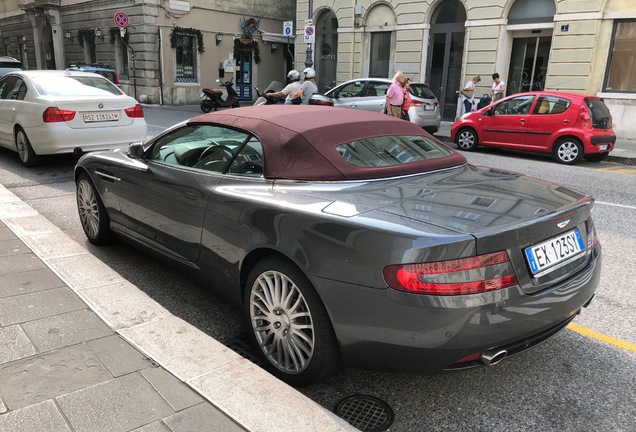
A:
[585, 98, 612, 129]
[534, 96, 571, 115]
[493, 95, 537, 115]
[228, 138, 264, 177]
[149, 124, 256, 173]
[409, 84, 436, 99]
[0, 76, 13, 98]
[32, 76, 122, 96]
[2, 77, 26, 100]
[336, 135, 453, 167]
[334, 81, 365, 98]
[365, 81, 389, 97]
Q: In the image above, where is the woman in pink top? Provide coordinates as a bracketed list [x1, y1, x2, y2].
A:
[402, 78, 412, 122]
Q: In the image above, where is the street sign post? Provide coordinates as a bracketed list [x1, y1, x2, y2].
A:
[114, 11, 129, 29]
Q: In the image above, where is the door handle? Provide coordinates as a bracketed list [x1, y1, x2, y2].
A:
[182, 191, 197, 201]
[563, 120, 570, 124]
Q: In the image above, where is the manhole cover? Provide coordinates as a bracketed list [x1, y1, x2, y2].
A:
[334, 395, 394, 432]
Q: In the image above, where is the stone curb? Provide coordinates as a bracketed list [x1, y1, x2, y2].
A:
[0, 184, 356, 432]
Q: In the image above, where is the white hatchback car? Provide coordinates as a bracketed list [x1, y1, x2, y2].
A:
[0, 70, 147, 166]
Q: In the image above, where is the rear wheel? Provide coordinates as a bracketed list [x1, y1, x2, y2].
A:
[554, 138, 583, 165]
[244, 257, 342, 386]
[15, 128, 39, 167]
[200, 100, 215, 113]
[584, 153, 609, 163]
[76, 173, 113, 245]
[455, 128, 479, 151]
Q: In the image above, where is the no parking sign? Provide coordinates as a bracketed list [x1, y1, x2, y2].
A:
[114, 11, 129, 29]
[304, 24, 315, 43]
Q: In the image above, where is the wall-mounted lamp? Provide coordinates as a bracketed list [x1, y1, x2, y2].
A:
[215, 33, 223, 46]
[271, 42, 278, 54]
[94, 28, 104, 40]
[22, 36, 27, 42]
[64, 31, 74, 41]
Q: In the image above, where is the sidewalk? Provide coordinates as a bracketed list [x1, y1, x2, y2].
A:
[0, 186, 355, 432]
[433, 121, 636, 165]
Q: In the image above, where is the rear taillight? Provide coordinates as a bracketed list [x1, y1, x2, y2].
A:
[124, 104, 144, 118]
[383, 251, 518, 295]
[43, 107, 76, 122]
[579, 105, 592, 129]
[309, 99, 334, 106]
[587, 217, 598, 249]
[411, 100, 423, 106]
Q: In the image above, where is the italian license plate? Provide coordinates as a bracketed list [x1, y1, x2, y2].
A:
[423, 105, 435, 111]
[83, 111, 119, 122]
[599, 144, 609, 151]
[524, 228, 585, 275]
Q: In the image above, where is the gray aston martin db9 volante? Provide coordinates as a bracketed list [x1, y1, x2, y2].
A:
[75, 105, 601, 386]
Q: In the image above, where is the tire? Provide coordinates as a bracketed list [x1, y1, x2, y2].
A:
[200, 100, 214, 113]
[554, 138, 583, 165]
[15, 128, 39, 167]
[424, 126, 439, 135]
[584, 153, 609, 163]
[244, 257, 342, 386]
[76, 173, 113, 245]
[455, 128, 479, 151]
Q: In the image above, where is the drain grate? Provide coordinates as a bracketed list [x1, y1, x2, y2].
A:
[334, 395, 394, 432]
[224, 333, 263, 366]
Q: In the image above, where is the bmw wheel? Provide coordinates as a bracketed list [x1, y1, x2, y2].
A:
[76, 173, 113, 245]
[15, 128, 39, 167]
[456, 128, 479, 151]
[245, 257, 342, 386]
[554, 138, 583, 165]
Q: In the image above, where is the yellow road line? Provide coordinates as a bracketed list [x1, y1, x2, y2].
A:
[567, 323, 636, 353]
[596, 166, 636, 174]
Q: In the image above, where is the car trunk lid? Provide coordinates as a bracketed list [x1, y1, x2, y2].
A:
[46, 97, 136, 129]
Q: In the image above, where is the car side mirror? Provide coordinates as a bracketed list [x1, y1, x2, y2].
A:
[128, 142, 145, 159]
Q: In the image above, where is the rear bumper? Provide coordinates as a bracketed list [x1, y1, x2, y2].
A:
[409, 106, 441, 128]
[311, 243, 601, 374]
[26, 122, 148, 155]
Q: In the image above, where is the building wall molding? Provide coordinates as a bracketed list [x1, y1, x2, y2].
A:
[554, 13, 604, 22]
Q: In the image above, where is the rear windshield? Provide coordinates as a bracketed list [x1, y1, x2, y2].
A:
[585, 98, 612, 130]
[409, 84, 436, 99]
[33, 76, 123, 96]
[93, 70, 117, 83]
[336, 135, 453, 167]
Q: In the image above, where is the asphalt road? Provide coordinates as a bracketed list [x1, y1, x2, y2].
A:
[0, 105, 634, 432]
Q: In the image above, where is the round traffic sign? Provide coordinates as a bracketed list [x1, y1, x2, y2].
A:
[285, 27, 291, 36]
[305, 26, 314, 36]
[114, 11, 129, 29]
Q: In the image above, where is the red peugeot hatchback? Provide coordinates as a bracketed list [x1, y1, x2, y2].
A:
[451, 91, 616, 164]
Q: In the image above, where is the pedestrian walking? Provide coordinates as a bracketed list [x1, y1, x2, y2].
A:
[491, 73, 506, 101]
[386, 71, 405, 118]
[462, 75, 481, 114]
[402, 78, 412, 122]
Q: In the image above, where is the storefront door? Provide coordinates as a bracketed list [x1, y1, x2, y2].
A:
[507, 37, 551, 95]
[235, 51, 252, 101]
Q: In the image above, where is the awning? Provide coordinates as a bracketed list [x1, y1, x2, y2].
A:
[260, 32, 295, 44]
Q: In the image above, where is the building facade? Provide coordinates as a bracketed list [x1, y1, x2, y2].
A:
[0, 0, 295, 105]
[296, 0, 636, 139]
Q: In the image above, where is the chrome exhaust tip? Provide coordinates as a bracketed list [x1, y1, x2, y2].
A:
[481, 349, 508, 366]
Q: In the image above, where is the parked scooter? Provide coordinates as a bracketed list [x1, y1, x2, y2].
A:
[253, 81, 284, 106]
[200, 78, 240, 113]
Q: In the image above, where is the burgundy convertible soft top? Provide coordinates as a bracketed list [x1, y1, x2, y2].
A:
[188, 105, 466, 181]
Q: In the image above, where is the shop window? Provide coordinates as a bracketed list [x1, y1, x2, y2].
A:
[175, 34, 197, 83]
[604, 20, 636, 92]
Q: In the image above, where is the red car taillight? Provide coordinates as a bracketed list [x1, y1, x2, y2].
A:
[124, 104, 144, 118]
[411, 100, 423, 106]
[43, 107, 76, 122]
[383, 251, 518, 295]
[579, 105, 592, 129]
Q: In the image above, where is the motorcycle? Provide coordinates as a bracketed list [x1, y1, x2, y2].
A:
[253, 81, 284, 106]
[200, 78, 240, 113]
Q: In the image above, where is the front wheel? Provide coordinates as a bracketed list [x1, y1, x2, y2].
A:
[76, 173, 113, 245]
[455, 128, 479, 151]
[244, 257, 342, 386]
[554, 138, 583, 165]
[15, 128, 39, 167]
[200, 99, 215, 113]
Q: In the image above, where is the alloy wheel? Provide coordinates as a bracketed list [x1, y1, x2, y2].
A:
[77, 178, 101, 240]
[457, 130, 477, 150]
[249, 270, 315, 374]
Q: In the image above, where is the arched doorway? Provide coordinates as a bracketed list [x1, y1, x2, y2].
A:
[316, 10, 338, 93]
[506, 0, 556, 95]
[427, 0, 467, 120]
